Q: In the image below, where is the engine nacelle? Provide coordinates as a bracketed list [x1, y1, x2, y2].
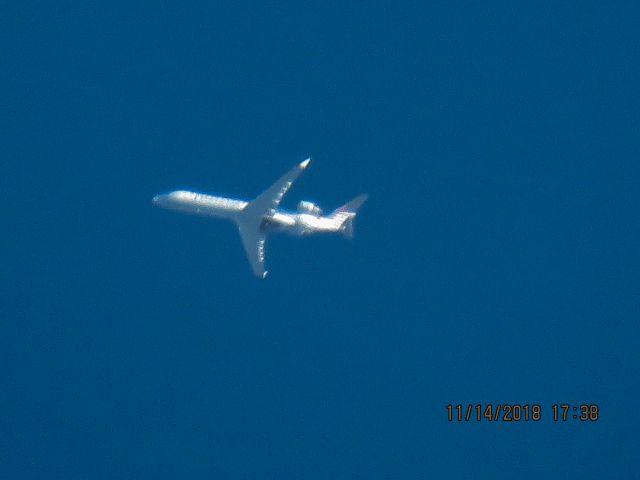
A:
[297, 200, 323, 216]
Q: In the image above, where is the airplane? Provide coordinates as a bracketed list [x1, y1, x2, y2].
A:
[152, 159, 367, 278]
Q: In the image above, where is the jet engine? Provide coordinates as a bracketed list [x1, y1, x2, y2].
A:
[297, 200, 323, 216]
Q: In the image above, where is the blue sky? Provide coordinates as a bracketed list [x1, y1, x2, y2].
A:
[2, 1, 639, 478]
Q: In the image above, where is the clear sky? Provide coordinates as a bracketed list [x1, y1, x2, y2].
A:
[3, 1, 639, 478]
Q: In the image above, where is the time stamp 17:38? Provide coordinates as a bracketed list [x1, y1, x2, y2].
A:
[446, 404, 599, 422]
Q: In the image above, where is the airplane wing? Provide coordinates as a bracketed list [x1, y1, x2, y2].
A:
[238, 223, 267, 278]
[245, 158, 311, 218]
[237, 158, 311, 277]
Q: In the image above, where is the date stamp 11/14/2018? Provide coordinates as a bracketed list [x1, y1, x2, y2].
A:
[446, 404, 599, 422]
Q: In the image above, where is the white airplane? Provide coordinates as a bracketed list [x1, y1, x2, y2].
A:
[152, 159, 367, 278]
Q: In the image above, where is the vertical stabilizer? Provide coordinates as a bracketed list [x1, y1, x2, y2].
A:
[330, 194, 368, 239]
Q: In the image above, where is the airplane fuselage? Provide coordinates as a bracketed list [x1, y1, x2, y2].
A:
[152, 190, 343, 236]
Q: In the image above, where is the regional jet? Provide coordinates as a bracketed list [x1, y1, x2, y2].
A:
[152, 159, 367, 278]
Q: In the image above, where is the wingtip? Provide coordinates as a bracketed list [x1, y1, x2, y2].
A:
[300, 158, 311, 168]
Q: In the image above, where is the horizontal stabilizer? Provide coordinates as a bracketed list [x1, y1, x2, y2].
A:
[334, 194, 368, 214]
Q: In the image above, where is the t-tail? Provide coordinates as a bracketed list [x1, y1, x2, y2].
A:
[330, 194, 368, 239]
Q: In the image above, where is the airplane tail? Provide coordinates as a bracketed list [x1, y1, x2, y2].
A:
[330, 194, 368, 239]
